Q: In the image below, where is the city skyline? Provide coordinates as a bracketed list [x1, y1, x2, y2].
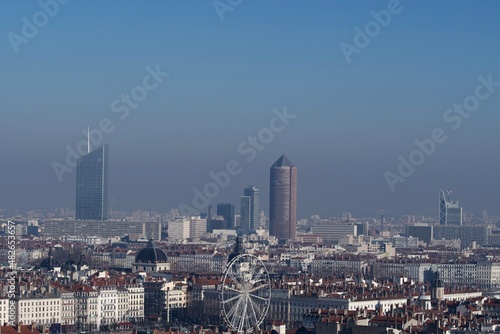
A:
[3, 1, 500, 333]
[2, 1, 500, 218]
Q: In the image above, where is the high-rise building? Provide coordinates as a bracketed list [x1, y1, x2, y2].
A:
[243, 186, 260, 230]
[216, 203, 235, 229]
[189, 216, 207, 239]
[207, 216, 226, 233]
[439, 189, 462, 225]
[240, 196, 251, 231]
[168, 217, 190, 241]
[269, 155, 297, 240]
[76, 145, 109, 220]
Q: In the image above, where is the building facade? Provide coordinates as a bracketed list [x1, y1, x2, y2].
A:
[269, 155, 297, 240]
[240, 196, 251, 231]
[43, 220, 161, 241]
[76, 146, 109, 221]
[439, 189, 462, 225]
[244, 186, 260, 230]
[168, 218, 190, 241]
[216, 203, 235, 229]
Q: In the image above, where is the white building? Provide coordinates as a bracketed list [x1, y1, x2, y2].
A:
[15, 294, 62, 327]
[60, 289, 75, 330]
[125, 284, 144, 322]
[435, 263, 477, 286]
[168, 218, 190, 241]
[143, 277, 189, 322]
[72, 284, 100, 331]
[189, 216, 207, 239]
[0, 298, 10, 326]
[477, 261, 500, 289]
[310, 256, 367, 276]
[97, 286, 120, 325]
[312, 223, 357, 243]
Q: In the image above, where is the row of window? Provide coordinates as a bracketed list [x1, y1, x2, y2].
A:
[21, 307, 59, 313]
[20, 313, 60, 319]
[19, 300, 59, 306]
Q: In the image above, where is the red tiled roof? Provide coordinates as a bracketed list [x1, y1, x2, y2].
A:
[0, 325, 41, 334]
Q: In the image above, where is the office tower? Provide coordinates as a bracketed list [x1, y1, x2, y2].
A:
[208, 216, 226, 233]
[217, 203, 235, 229]
[189, 216, 207, 239]
[76, 145, 109, 220]
[269, 155, 297, 240]
[240, 196, 251, 231]
[356, 221, 369, 236]
[406, 224, 434, 244]
[439, 189, 462, 225]
[243, 186, 260, 230]
[207, 205, 212, 222]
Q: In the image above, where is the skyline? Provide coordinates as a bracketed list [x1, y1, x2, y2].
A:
[1, 1, 500, 217]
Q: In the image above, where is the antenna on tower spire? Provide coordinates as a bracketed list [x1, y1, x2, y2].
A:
[87, 127, 90, 153]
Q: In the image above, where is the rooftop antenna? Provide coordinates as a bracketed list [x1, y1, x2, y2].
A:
[87, 127, 91, 153]
[380, 209, 384, 230]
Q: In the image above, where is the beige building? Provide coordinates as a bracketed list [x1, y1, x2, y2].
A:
[15, 294, 62, 328]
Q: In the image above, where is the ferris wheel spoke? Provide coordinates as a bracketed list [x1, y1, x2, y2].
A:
[227, 299, 242, 320]
[226, 294, 245, 320]
[248, 295, 264, 314]
[249, 263, 264, 281]
[224, 285, 243, 294]
[248, 295, 260, 324]
[239, 297, 249, 332]
[246, 283, 270, 294]
[232, 299, 245, 332]
[249, 293, 269, 302]
[228, 268, 244, 286]
[222, 293, 243, 305]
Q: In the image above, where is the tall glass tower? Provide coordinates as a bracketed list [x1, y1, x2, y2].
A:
[439, 189, 462, 225]
[217, 203, 235, 229]
[269, 155, 297, 240]
[76, 145, 109, 220]
[240, 196, 251, 231]
[243, 185, 260, 230]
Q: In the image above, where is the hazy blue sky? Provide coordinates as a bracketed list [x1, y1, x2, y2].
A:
[1, 1, 500, 218]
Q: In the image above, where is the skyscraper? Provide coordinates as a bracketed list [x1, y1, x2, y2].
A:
[439, 189, 462, 225]
[240, 196, 251, 231]
[75, 145, 109, 220]
[217, 203, 235, 229]
[243, 185, 260, 230]
[269, 155, 297, 240]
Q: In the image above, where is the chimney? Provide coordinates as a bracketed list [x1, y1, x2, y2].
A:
[31, 322, 36, 332]
[17, 322, 22, 333]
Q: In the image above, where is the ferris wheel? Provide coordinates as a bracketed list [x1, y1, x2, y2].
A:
[221, 254, 271, 333]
